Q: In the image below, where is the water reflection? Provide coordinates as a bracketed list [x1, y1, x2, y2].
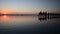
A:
[38, 15, 60, 21]
[0, 16, 60, 34]
[0, 16, 38, 29]
[0, 16, 10, 21]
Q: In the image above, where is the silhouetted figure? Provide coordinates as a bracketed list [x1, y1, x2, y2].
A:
[39, 11, 47, 15]
[38, 11, 60, 21]
[39, 12, 43, 15]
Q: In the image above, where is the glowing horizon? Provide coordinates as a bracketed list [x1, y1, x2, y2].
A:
[0, 0, 60, 14]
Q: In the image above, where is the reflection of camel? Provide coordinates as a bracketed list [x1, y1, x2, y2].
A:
[38, 15, 60, 21]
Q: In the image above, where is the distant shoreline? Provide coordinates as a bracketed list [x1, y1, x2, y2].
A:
[0, 13, 60, 16]
[0, 14, 38, 16]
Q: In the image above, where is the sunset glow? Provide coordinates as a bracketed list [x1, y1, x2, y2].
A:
[2, 11, 7, 14]
[0, 0, 60, 14]
[0, 9, 11, 14]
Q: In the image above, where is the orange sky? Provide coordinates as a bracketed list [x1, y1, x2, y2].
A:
[0, 9, 39, 14]
[0, 0, 60, 14]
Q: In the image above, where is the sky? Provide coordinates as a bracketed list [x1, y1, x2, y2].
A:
[0, 0, 60, 14]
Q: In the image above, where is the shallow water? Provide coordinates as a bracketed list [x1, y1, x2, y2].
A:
[0, 16, 60, 34]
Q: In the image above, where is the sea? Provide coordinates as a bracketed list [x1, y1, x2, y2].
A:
[0, 16, 60, 34]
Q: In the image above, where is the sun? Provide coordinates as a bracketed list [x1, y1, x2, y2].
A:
[2, 12, 7, 14]
[0, 9, 11, 14]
